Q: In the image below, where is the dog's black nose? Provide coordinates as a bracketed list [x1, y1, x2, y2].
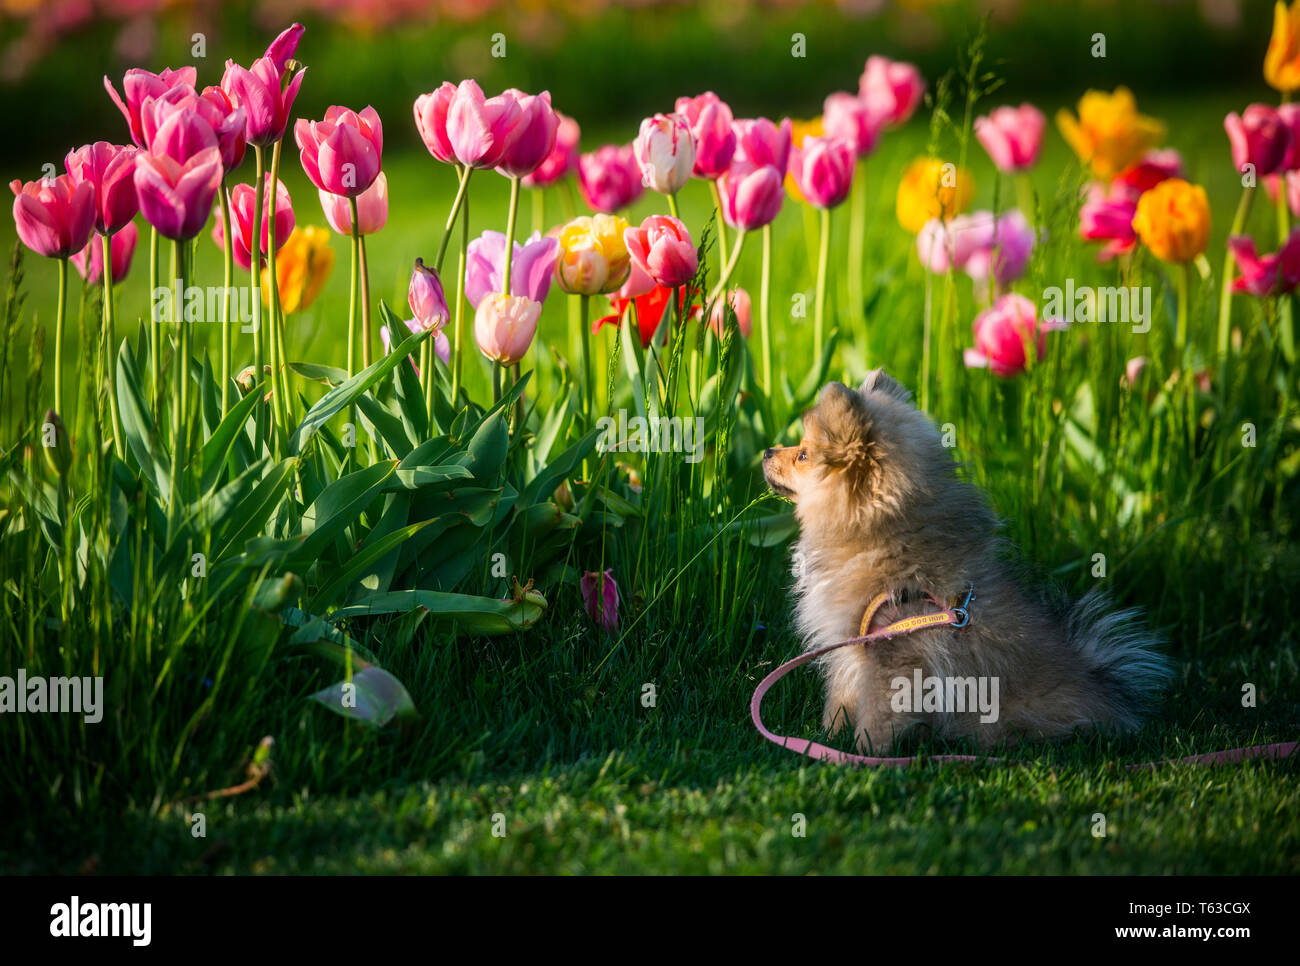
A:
[763, 448, 775, 459]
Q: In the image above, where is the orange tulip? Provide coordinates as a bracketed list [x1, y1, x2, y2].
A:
[1056, 87, 1165, 181]
[1131, 178, 1210, 264]
[895, 157, 974, 233]
[1266, 1, 1300, 92]
[261, 225, 335, 313]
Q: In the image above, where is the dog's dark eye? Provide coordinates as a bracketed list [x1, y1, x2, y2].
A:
[797, 450, 807, 462]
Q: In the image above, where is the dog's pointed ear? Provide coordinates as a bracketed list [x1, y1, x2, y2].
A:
[859, 368, 912, 403]
[809, 382, 874, 473]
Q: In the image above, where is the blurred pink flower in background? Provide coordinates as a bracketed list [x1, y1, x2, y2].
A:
[706, 287, 752, 339]
[964, 293, 1061, 378]
[731, 116, 792, 172]
[1227, 230, 1300, 296]
[974, 104, 1046, 172]
[213, 173, 294, 271]
[1224, 103, 1291, 177]
[522, 111, 580, 188]
[72, 221, 138, 284]
[675, 92, 737, 179]
[822, 91, 886, 158]
[577, 143, 643, 212]
[1078, 149, 1181, 261]
[858, 55, 925, 127]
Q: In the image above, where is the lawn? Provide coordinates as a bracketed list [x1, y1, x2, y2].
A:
[1, 12, 1298, 875]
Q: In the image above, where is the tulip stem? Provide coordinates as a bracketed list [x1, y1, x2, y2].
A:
[451, 187, 470, 404]
[1175, 259, 1190, 354]
[502, 176, 521, 296]
[706, 229, 747, 304]
[346, 195, 359, 457]
[1218, 185, 1256, 357]
[422, 341, 435, 428]
[492, 361, 502, 404]
[667, 192, 680, 221]
[250, 146, 266, 454]
[267, 139, 291, 451]
[847, 159, 866, 329]
[149, 227, 160, 413]
[218, 185, 234, 415]
[579, 294, 592, 422]
[54, 257, 67, 419]
[531, 187, 544, 237]
[814, 206, 831, 349]
[435, 165, 472, 275]
[710, 180, 730, 268]
[358, 235, 373, 372]
[101, 234, 125, 459]
[760, 223, 773, 393]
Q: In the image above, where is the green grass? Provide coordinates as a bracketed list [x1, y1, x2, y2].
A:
[1, 58, 1298, 878]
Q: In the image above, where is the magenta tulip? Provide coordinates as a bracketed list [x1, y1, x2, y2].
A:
[465, 230, 560, 309]
[788, 134, 855, 209]
[717, 163, 784, 230]
[446, 80, 523, 170]
[382, 315, 450, 368]
[72, 221, 138, 285]
[140, 85, 220, 165]
[213, 174, 294, 272]
[1225, 104, 1291, 178]
[822, 92, 887, 158]
[731, 117, 792, 172]
[319, 172, 388, 236]
[858, 56, 925, 127]
[1079, 182, 1139, 261]
[221, 56, 305, 148]
[580, 569, 620, 632]
[1228, 230, 1300, 296]
[409, 258, 450, 334]
[10, 173, 96, 258]
[263, 22, 305, 77]
[133, 147, 223, 241]
[496, 89, 559, 178]
[964, 210, 1035, 285]
[624, 215, 697, 288]
[974, 104, 1046, 173]
[634, 113, 695, 195]
[198, 86, 248, 172]
[295, 106, 383, 198]
[104, 66, 197, 148]
[1276, 103, 1300, 171]
[577, 144, 643, 212]
[413, 83, 458, 165]
[64, 141, 138, 235]
[964, 294, 1057, 378]
[474, 293, 542, 365]
[675, 92, 737, 179]
[522, 112, 580, 188]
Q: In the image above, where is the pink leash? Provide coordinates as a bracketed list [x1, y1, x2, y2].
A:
[751, 590, 1298, 770]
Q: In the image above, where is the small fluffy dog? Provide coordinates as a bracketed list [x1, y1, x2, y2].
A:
[762, 371, 1171, 752]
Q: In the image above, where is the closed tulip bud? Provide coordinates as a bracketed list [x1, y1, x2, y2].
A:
[788, 135, 856, 209]
[295, 106, 383, 198]
[1225, 104, 1292, 178]
[496, 89, 559, 179]
[974, 104, 1046, 173]
[634, 113, 695, 195]
[732, 116, 792, 172]
[675, 92, 736, 179]
[624, 214, 697, 289]
[1131, 178, 1211, 264]
[409, 258, 450, 334]
[72, 221, 138, 285]
[319, 172, 388, 236]
[580, 568, 620, 632]
[10, 173, 96, 259]
[63, 141, 138, 236]
[474, 293, 541, 365]
[577, 144, 643, 213]
[718, 163, 784, 230]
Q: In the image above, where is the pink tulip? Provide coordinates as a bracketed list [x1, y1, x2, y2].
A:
[381, 315, 450, 370]
[319, 172, 388, 236]
[1276, 103, 1300, 171]
[213, 174, 294, 272]
[624, 215, 698, 288]
[788, 135, 855, 209]
[409, 258, 450, 334]
[961, 210, 1035, 285]
[1124, 356, 1149, 388]
[221, 55, 305, 147]
[706, 287, 752, 339]
[522, 111, 580, 188]
[446, 79, 523, 170]
[72, 221, 137, 285]
[577, 144, 643, 212]
[1225, 104, 1291, 178]
[635, 113, 695, 195]
[822, 92, 886, 158]
[10, 173, 96, 259]
[731, 117, 792, 172]
[974, 104, 1046, 173]
[64, 141, 138, 235]
[1228, 230, 1300, 296]
[496, 89, 559, 178]
[133, 147, 223, 241]
[474, 293, 542, 364]
[199, 86, 249, 172]
[858, 56, 925, 127]
[717, 163, 783, 230]
[413, 82, 458, 165]
[964, 294, 1057, 378]
[104, 66, 197, 148]
[916, 215, 989, 274]
[263, 22, 305, 77]
[295, 105, 383, 198]
[618, 262, 656, 300]
[580, 569, 620, 632]
[464, 230, 560, 309]
[1079, 183, 1139, 261]
[675, 92, 736, 179]
[140, 85, 219, 165]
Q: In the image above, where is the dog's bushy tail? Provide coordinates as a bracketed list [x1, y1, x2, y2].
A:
[1064, 589, 1174, 729]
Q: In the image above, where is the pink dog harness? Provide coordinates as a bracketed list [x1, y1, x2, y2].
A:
[750, 589, 1298, 769]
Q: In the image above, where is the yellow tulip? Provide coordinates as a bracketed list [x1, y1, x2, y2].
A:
[262, 226, 335, 314]
[554, 214, 631, 295]
[1056, 87, 1165, 181]
[1266, 1, 1300, 91]
[895, 157, 974, 233]
[785, 116, 824, 204]
[1131, 178, 1210, 264]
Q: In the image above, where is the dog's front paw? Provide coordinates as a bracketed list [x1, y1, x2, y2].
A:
[822, 696, 853, 736]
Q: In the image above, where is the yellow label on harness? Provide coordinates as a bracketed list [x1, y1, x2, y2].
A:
[882, 612, 953, 635]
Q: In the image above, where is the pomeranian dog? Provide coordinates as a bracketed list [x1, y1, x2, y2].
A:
[762, 370, 1172, 752]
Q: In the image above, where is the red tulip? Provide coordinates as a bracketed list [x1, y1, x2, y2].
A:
[822, 92, 887, 158]
[858, 56, 925, 127]
[522, 112, 580, 188]
[675, 92, 737, 179]
[496, 89, 559, 178]
[133, 147, 223, 241]
[624, 215, 697, 288]
[10, 173, 96, 258]
[72, 221, 138, 285]
[788, 134, 856, 209]
[1225, 104, 1291, 178]
[577, 144, 643, 212]
[595, 281, 697, 348]
[319, 172, 388, 236]
[213, 174, 294, 271]
[295, 106, 383, 198]
[717, 163, 784, 230]
[64, 141, 139, 235]
[104, 66, 197, 148]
